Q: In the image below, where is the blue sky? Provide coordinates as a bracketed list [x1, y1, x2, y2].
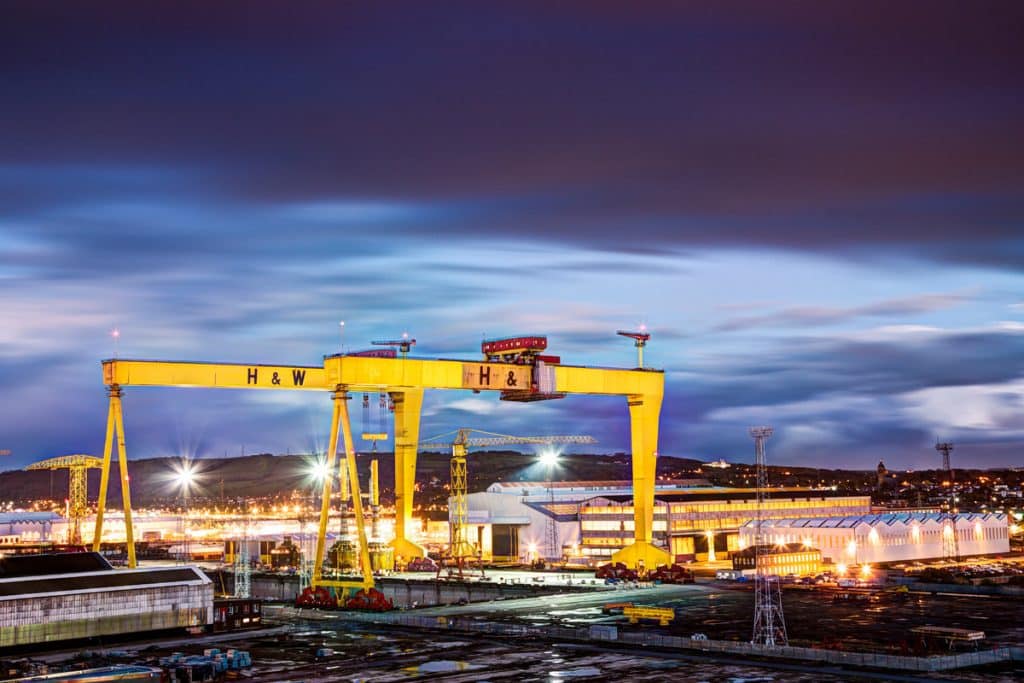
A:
[1, 2, 1022, 471]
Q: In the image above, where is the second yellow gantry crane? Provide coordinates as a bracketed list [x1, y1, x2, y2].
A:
[26, 454, 103, 545]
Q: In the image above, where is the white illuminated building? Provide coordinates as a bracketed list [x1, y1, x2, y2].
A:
[739, 512, 1010, 564]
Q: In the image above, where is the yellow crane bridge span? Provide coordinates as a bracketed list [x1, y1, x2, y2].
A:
[93, 349, 666, 591]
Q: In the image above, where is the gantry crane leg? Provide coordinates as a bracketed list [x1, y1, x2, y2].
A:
[312, 389, 374, 594]
[612, 393, 670, 570]
[312, 390, 342, 588]
[338, 393, 374, 589]
[92, 385, 137, 567]
[390, 388, 426, 562]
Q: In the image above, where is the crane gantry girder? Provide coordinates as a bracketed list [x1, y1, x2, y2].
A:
[95, 353, 667, 579]
[27, 454, 104, 471]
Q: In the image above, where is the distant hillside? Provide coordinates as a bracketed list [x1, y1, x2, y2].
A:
[0, 451, 706, 507]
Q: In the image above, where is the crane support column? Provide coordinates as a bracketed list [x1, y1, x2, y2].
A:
[611, 393, 670, 570]
[338, 390, 374, 589]
[390, 388, 426, 561]
[312, 389, 343, 588]
[92, 385, 137, 567]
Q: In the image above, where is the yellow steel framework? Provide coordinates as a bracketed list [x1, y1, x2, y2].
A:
[94, 348, 667, 583]
[26, 454, 103, 545]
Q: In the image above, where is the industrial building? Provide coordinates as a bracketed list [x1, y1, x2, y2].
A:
[0, 552, 212, 648]
[0, 512, 61, 544]
[463, 480, 871, 563]
[739, 512, 1011, 565]
[732, 543, 823, 577]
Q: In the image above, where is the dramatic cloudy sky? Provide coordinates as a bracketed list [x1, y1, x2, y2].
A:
[2, 2, 1022, 471]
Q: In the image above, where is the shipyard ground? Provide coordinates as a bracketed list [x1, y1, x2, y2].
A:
[8, 574, 1024, 682]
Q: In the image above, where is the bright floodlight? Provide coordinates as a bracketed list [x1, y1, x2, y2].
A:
[538, 448, 559, 468]
[309, 458, 330, 483]
[174, 460, 197, 495]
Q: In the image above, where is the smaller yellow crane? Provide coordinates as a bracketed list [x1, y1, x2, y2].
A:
[419, 429, 596, 577]
[26, 455, 103, 545]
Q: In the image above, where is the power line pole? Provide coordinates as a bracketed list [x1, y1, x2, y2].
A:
[936, 442, 959, 562]
[750, 426, 787, 647]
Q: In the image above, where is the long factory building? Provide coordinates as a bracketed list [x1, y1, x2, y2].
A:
[463, 480, 872, 563]
[738, 511, 1011, 565]
[0, 552, 212, 648]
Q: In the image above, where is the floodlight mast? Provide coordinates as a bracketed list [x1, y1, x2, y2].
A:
[749, 426, 787, 648]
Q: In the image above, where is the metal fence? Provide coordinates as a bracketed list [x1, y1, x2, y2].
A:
[362, 613, 1013, 672]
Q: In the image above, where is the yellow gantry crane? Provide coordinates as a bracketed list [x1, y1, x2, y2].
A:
[92, 333, 665, 600]
[26, 455, 103, 545]
[419, 429, 597, 573]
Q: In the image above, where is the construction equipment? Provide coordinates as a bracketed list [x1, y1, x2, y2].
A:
[481, 336, 564, 401]
[617, 329, 651, 369]
[26, 455, 103, 544]
[360, 393, 388, 445]
[649, 563, 695, 584]
[596, 562, 639, 582]
[623, 605, 675, 626]
[419, 428, 597, 576]
[371, 334, 415, 358]
[93, 330, 666, 591]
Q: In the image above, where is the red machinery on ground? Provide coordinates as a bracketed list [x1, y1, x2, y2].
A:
[649, 564, 695, 584]
[294, 586, 394, 611]
[344, 588, 394, 611]
[595, 562, 694, 584]
[595, 562, 639, 582]
[404, 556, 439, 572]
[294, 586, 335, 609]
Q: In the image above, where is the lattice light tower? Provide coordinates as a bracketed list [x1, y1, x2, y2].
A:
[234, 514, 251, 599]
[26, 455, 103, 545]
[936, 441, 960, 562]
[750, 426, 788, 647]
